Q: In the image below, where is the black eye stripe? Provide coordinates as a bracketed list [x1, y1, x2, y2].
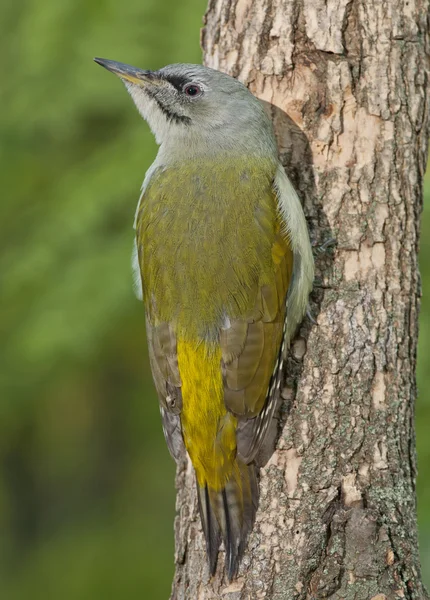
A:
[161, 74, 190, 92]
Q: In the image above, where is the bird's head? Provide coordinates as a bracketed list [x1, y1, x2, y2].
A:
[94, 58, 276, 158]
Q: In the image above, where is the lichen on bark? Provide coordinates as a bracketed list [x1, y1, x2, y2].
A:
[171, 1, 430, 598]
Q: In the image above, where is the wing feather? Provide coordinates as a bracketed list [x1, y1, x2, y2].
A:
[224, 321, 264, 391]
[220, 320, 248, 364]
[222, 172, 312, 463]
[146, 316, 185, 460]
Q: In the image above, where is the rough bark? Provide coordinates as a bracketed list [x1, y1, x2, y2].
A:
[171, 1, 430, 598]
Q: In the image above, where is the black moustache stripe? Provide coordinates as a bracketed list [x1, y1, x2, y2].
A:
[145, 89, 191, 125]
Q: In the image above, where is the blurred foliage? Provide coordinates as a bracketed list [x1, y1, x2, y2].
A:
[1, 0, 429, 597]
[0, 1, 206, 598]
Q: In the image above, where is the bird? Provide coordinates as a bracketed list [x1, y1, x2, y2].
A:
[94, 57, 314, 580]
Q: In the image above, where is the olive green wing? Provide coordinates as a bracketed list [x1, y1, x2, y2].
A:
[222, 165, 315, 464]
[145, 317, 185, 461]
[134, 165, 186, 461]
[221, 225, 294, 463]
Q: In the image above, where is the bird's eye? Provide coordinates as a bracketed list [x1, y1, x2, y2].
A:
[183, 84, 202, 97]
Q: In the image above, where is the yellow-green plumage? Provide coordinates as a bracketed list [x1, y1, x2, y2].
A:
[137, 158, 284, 334]
[136, 156, 293, 577]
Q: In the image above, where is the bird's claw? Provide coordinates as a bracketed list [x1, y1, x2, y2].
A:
[306, 306, 317, 325]
[313, 237, 337, 256]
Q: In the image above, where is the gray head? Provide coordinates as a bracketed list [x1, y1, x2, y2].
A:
[94, 59, 277, 159]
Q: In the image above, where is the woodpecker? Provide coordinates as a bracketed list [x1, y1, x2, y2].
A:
[95, 58, 314, 579]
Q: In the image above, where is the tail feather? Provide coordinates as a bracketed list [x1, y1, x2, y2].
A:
[197, 459, 258, 580]
[197, 481, 221, 575]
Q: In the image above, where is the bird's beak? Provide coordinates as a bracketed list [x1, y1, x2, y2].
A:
[94, 58, 155, 85]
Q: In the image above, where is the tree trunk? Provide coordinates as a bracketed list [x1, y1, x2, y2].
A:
[171, 1, 430, 598]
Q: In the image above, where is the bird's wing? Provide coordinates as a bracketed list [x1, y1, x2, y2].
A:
[146, 316, 185, 461]
[221, 224, 293, 463]
[223, 165, 314, 463]
[132, 162, 160, 301]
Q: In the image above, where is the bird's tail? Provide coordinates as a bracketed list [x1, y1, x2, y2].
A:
[197, 458, 258, 580]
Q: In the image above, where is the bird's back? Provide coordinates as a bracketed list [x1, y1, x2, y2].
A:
[136, 156, 282, 338]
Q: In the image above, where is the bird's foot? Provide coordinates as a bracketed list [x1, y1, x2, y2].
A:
[313, 237, 337, 256]
[306, 305, 317, 325]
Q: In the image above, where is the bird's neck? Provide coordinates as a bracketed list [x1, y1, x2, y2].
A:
[155, 127, 278, 166]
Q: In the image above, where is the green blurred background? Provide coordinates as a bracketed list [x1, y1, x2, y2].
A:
[1, 1, 429, 597]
